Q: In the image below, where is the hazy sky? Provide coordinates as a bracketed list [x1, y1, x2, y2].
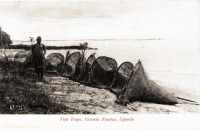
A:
[0, 0, 199, 40]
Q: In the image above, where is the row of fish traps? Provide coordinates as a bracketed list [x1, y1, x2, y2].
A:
[1, 50, 178, 105]
[2, 50, 132, 87]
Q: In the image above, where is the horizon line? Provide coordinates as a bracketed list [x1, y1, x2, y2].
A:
[12, 38, 197, 42]
[12, 38, 164, 42]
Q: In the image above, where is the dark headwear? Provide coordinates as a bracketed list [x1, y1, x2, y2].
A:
[37, 36, 41, 40]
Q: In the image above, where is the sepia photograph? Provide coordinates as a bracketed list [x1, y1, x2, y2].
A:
[0, 0, 200, 129]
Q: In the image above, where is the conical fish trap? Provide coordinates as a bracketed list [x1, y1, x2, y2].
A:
[91, 56, 117, 88]
[0, 50, 8, 69]
[124, 61, 177, 105]
[84, 53, 96, 82]
[111, 62, 134, 94]
[62, 52, 81, 77]
[46, 53, 64, 73]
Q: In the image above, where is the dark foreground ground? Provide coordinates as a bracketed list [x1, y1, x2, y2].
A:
[0, 70, 199, 114]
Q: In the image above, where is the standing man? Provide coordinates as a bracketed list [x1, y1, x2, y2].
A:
[31, 36, 46, 81]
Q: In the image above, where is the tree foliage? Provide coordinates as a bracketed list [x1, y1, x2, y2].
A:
[0, 28, 13, 48]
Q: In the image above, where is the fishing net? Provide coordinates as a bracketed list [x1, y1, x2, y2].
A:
[111, 62, 134, 94]
[0, 50, 8, 70]
[13, 51, 32, 75]
[91, 56, 117, 88]
[14, 51, 31, 63]
[119, 60, 177, 105]
[83, 53, 96, 82]
[62, 52, 81, 77]
[45, 53, 64, 73]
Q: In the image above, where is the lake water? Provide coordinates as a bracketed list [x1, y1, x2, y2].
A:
[4, 39, 200, 94]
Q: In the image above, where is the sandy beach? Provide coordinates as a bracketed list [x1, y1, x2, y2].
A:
[40, 76, 200, 114]
[0, 71, 199, 114]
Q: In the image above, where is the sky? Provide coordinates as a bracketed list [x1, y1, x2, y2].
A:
[0, 0, 199, 40]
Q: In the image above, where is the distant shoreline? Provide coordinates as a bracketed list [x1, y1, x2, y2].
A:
[12, 38, 162, 42]
[9, 44, 98, 50]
